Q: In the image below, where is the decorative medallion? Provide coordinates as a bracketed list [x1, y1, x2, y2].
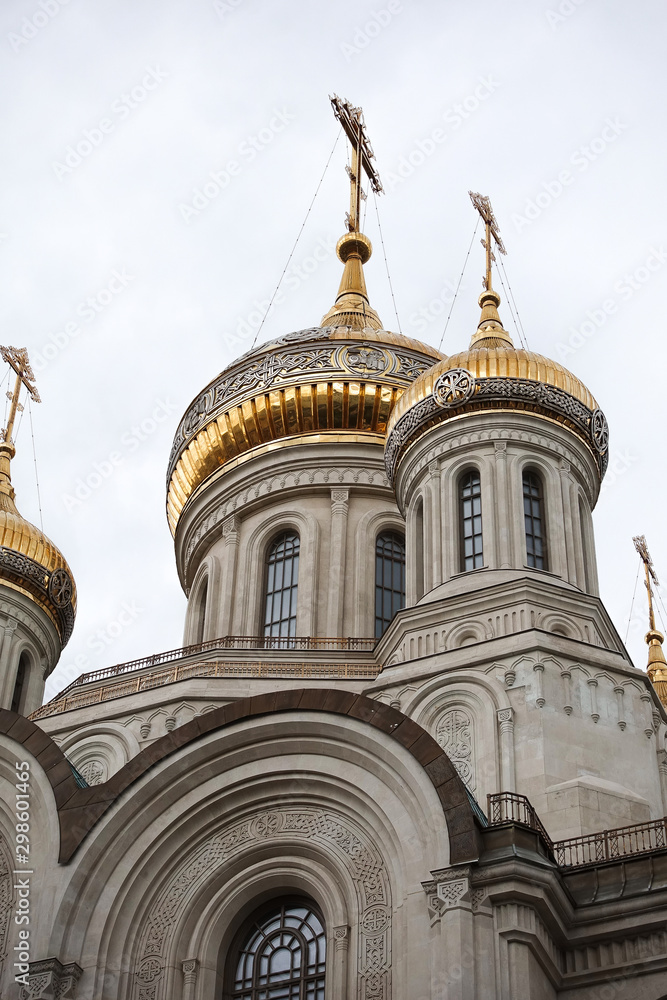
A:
[590, 408, 609, 454]
[48, 568, 73, 608]
[433, 368, 475, 408]
[344, 344, 388, 375]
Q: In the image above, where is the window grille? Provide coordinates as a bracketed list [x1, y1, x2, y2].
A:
[264, 532, 300, 638]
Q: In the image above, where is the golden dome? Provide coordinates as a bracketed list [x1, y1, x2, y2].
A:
[167, 325, 444, 535]
[385, 292, 608, 483]
[0, 442, 76, 645]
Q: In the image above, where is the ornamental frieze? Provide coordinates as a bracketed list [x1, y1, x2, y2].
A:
[167, 329, 434, 479]
[0, 546, 75, 645]
[385, 373, 609, 481]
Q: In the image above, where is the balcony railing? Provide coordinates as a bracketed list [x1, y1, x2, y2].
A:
[30, 657, 380, 720]
[51, 634, 377, 699]
[487, 792, 554, 847]
[487, 792, 667, 870]
[553, 818, 667, 868]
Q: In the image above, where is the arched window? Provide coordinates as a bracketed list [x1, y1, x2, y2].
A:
[460, 470, 483, 571]
[10, 653, 28, 714]
[228, 899, 326, 1000]
[264, 531, 300, 638]
[375, 531, 406, 638]
[523, 470, 547, 570]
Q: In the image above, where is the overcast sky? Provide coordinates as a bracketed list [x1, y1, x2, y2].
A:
[0, 0, 665, 701]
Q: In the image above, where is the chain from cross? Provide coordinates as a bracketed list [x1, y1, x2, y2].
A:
[469, 191, 507, 292]
[0, 346, 40, 445]
[330, 95, 383, 233]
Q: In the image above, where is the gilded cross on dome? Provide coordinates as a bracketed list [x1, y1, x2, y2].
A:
[467, 192, 512, 349]
[0, 345, 40, 446]
[321, 97, 384, 330]
[330, 95, 383, 234]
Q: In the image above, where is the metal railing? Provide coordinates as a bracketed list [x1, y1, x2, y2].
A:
[487, 792, 554, 847]
[487, 792, 667, 870]
[553, 818, 667, 868]
[30, 658, 380, 720]
[52, 634, 377, 698]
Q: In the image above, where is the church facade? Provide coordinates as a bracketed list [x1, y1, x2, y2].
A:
[1, 105, 667, 999]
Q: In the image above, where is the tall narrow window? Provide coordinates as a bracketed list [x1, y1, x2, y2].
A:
[10, 653, 27, 714]
[229, 899, 326, 1000]
[460, 470, 483, 571]
[375, 531, 406, 638]
[264, 531, 300, 638]
[523, 470, 547, 569]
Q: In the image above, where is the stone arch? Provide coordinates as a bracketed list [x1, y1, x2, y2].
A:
[44, 700, 474, 1000]
[446, 620, 487, 648]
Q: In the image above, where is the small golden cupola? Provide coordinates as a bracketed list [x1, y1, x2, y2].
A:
[385, 192, 609, 487]
[633, 535, 667, 709]
[0, 347, 76, 714]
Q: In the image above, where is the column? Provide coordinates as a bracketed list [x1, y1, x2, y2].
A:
[429, 462, 443, 588]
[0, 617, 18, 708]
[182, 958, 199, 1000]
[559, 461, 577, 585]
[333, 926, 349, 1000]
[493, 442, 511, 569]
[219, 514, 239, 635]
[497, 708, 516, 792]
[569, 479, 586, 590]
[424, 868, 476, 1000]
[614, 686, 626, 731]
[561, 670, 573, 716]
[587, 677, 599, 723]
[327, 489, 349, 636]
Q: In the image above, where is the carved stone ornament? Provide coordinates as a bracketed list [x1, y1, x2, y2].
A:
[423, 867, 479, 925]
[132, 808, 391, 1000]
[435, 709, 476, 792]
[18, 958, 82, 999]
[0, 546, 75, 645]
[590, 408, 609, 455]
[433, 368, 475, 408]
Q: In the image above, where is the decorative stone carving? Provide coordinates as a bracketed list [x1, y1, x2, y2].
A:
[0, 835, 12, 986]
[434, 709, 475, 791]
[77, 760, 106, 785]
[423, 867, 472, 925]
[132, 808, 391, 1000]
[18, 959, 82, 999]
[614, 686, 627, 731]
[587, 677, 599, 723]
[533, 663, 545, 708]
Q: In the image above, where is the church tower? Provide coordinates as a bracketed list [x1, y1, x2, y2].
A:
[9, 105, 667, 1000]
[0, 347, 76, 716]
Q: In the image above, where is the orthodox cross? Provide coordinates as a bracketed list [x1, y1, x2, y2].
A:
[633, 534, 659, 631]
[469, 191, 507, 291]
[330, 95, 383, 233]
[0, 346, 40, 445]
